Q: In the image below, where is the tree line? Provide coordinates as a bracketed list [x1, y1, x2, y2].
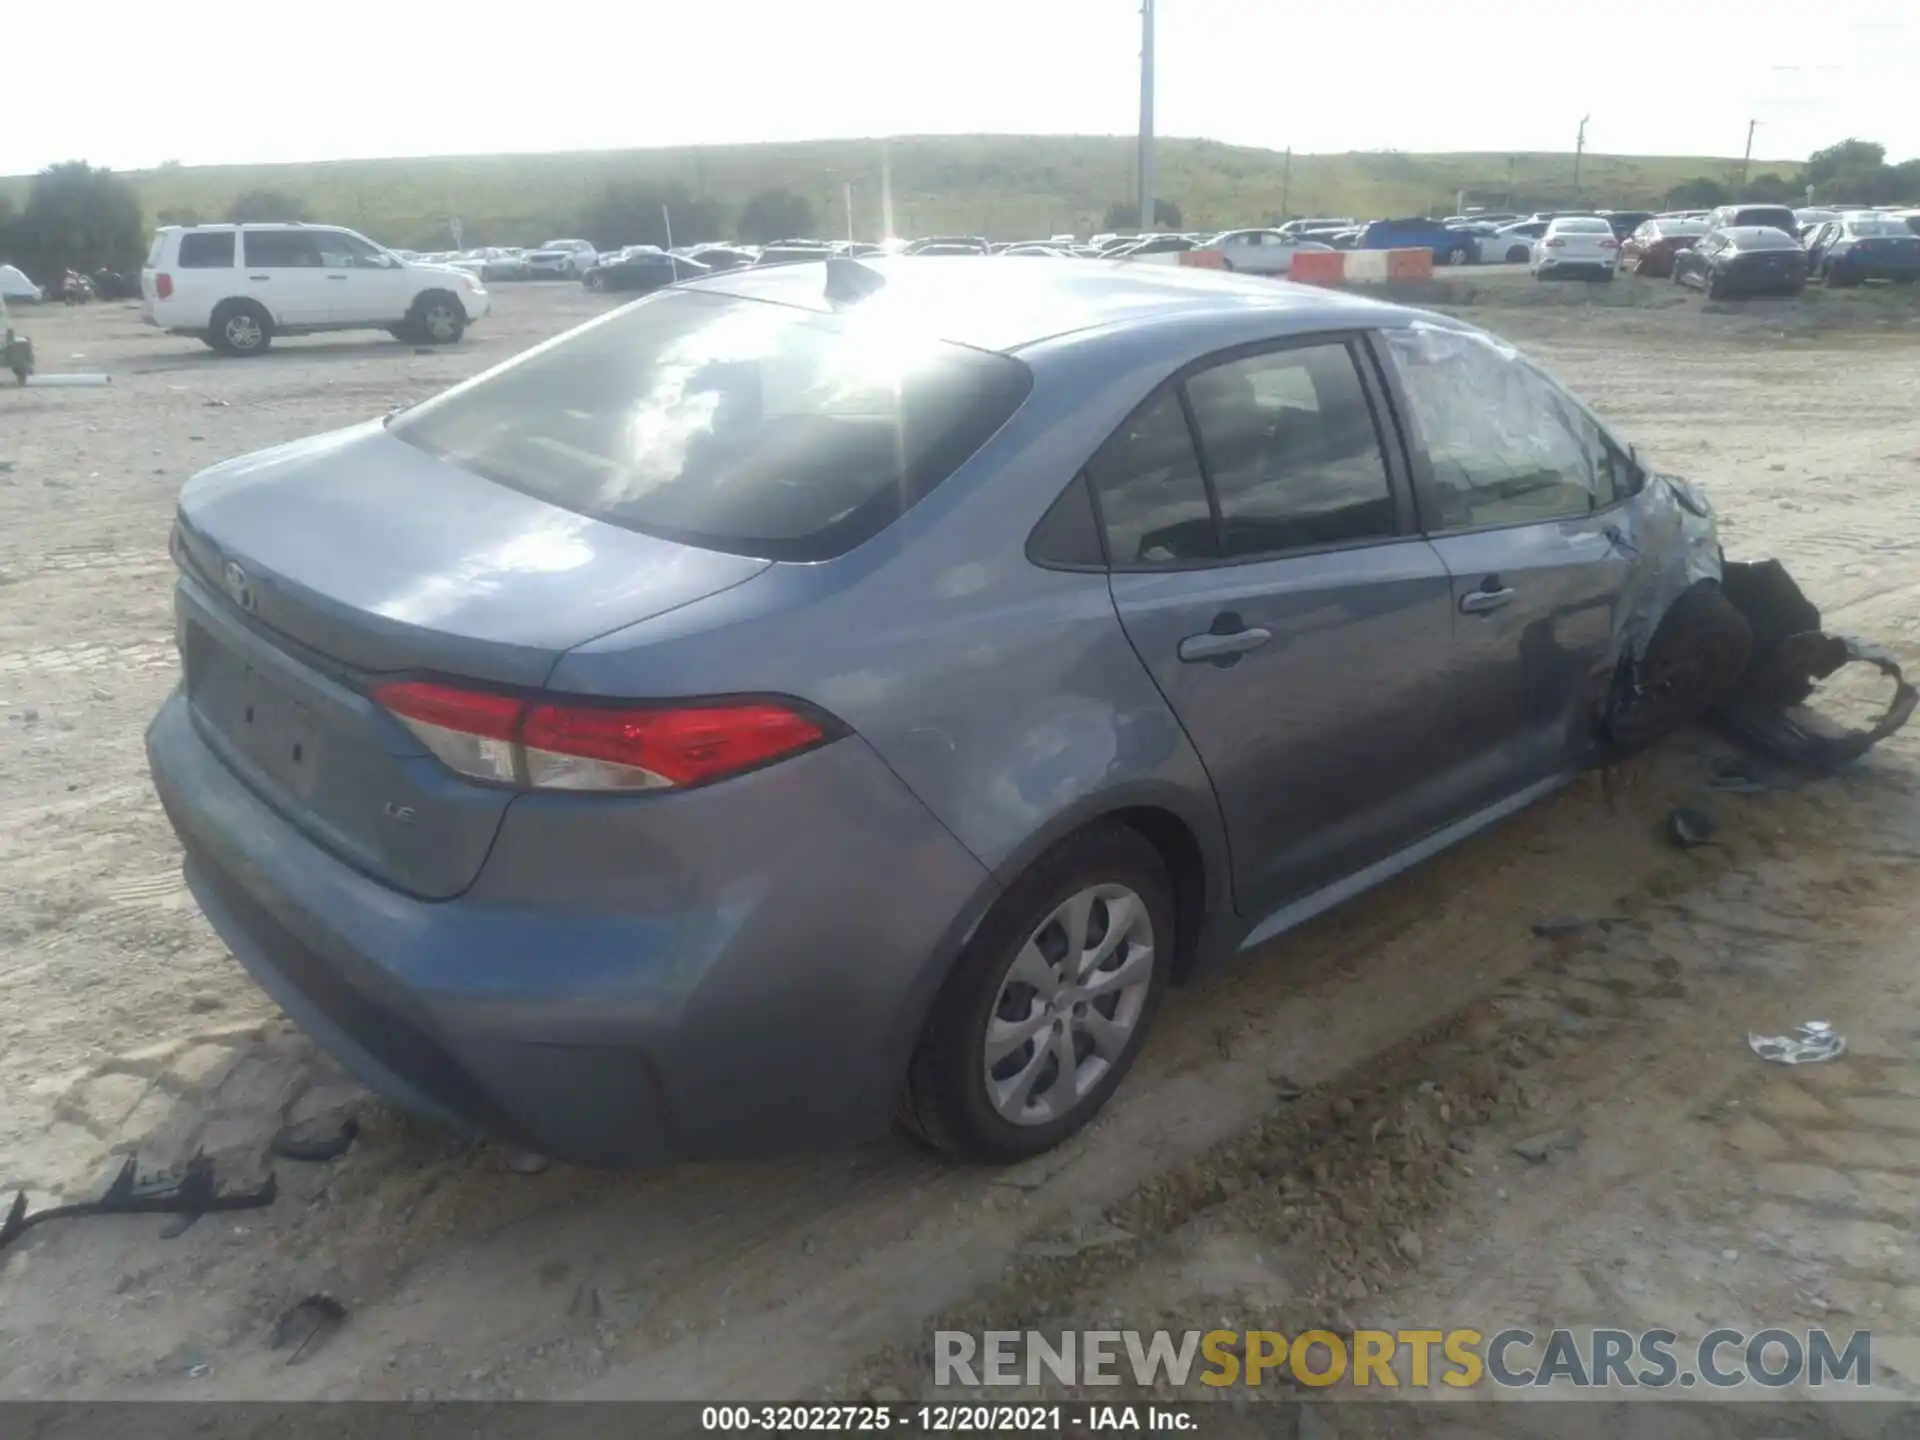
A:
[3, 140, 1913, 285]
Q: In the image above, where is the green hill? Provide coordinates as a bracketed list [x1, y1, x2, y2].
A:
[2, 137, 1794, 249]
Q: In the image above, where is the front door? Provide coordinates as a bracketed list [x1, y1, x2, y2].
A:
[1374, 326, 1636, 807]
[311, 229, 413, 324]
[1095, 336, 1462, 921]
[237, 228, 329, 326]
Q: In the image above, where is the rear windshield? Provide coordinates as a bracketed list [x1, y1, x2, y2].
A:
[1728, 228, 1798, 250]
[1553, 219, 1612, 233]
[390, 288, 1032, 562]
[1733, 208, 1796, 229]
[1846, 219, 1912, 237]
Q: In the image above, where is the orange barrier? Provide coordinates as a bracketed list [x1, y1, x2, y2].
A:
[1384, 248, 1435, 281]
[1288, 250, 1347, 286]
[1178, 248, 1228, 270]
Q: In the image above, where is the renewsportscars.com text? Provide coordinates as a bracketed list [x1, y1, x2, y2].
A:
[934, 1327, 1872, 1390]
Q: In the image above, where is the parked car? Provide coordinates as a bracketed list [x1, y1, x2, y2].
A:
[140, 223, 488, 355]
[145, 258, 1737, 1167]
[1354, 218, 1478, 265]
[1113, 234, 1196, 260]
[754, 244, 837, 267]
[1193, 229, 1334, 274]
[1488, 220, 1552, 263]
[583, 249, 710, 293]
[1803, 216, 1920, 286]
[688, 245, 756, 272]
[1619, 217, 1709, 278]
[904, 236, 990, 256]
[1895, 211, 1920, 238]
[448, 248, 530, 283]
[524, 239, 599, 278]
[1672, 226, 1808, 299]
[1444, 213, 1521, 227]
[998, 244, 1073, 257]
[1530, 216, 1620, 281]
[1704, 204, 1798, 238]
[1278, 217, 1356, 236]
[1598, 210, 1656, 241]
[0, 263, 41, 302]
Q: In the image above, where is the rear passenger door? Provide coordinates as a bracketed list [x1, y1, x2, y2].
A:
[1375, 325, 1635, 810]
[1097, 336, 1463, 920]
[238, 229, 329, 326]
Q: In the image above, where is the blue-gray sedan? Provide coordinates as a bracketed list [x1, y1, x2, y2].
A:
[147, 257, 1736, 1165]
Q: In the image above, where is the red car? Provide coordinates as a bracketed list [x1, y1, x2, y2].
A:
[1621, 217, 1710, 278]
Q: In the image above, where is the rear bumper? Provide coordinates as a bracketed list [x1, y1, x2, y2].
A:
[146, 687, 994, 1165]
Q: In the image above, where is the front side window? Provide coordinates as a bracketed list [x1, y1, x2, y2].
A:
[313, 230, 391, 268]
[1382, 326, 1598, 530]
[390, 288, 1031, 562]
[1183, 343, 1394, 557]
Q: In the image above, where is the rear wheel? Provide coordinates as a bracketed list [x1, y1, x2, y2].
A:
[1505, 244, 1530, 264]
[208, 300, 272, 356]
[902, 825, 1173, 1162]
[1826, 266, 1856, 289]
[1704, 274, 1726, 300]
[1606, 580, 1755, 753]
[585, 271, 608, 291]
[1445, 244, 1472, 266]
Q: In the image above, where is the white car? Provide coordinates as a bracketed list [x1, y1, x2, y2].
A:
[523, 238, 599, 278]
[1530, 216, 1620, 281]
[141, 223, 489, 356]
[1195, 228, 1335, 275]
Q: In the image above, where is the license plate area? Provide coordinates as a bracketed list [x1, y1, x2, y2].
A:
[185, 623, 321, 802]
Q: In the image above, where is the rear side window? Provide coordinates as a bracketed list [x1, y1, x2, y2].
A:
[176, 232, 235, 269]
[1183, 343, 1394, 557]
[1085, 389, 1216, 567]
[390, 288, 1032, 562]
[242, 231, 322, 267]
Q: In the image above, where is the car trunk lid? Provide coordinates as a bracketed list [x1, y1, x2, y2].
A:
[172, 420, 769, 898]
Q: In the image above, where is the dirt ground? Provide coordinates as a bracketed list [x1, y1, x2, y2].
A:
[2, 278, 1918, 1410]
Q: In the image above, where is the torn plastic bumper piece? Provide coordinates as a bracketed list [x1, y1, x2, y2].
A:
[1714, 558, 1916, 769]
[1717, 636, 1916, 770]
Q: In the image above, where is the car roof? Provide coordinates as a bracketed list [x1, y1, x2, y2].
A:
[680, 255, 1413, 355]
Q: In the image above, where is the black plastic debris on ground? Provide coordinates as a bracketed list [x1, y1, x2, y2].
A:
[269, 1116, 359, 1163]
[1668, 806, 1718, 849]
[270, 1294, 348, 1364]
[0, 1153, 277, 1255]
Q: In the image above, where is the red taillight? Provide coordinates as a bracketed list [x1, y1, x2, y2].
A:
[1600, 239, 1619, 250]
[1544, 238, 1566, 248]
[156, 273, 174, 299]
[372, 681, 830, 793]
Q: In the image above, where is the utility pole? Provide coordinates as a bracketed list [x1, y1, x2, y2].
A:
[1572, 115, 1589, 200]
[1137, 0, 1156, 231]
[880, 142, 895, 241]
[1741, 119, 1759, 187]
[1280, 146, 1292, 219]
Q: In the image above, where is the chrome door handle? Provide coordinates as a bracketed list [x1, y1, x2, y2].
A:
[1178, 627, 1273, 663]
[1460, 587, 1517, 615]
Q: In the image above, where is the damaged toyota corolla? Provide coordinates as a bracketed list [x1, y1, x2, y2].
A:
[144, 259, 1912, 1168]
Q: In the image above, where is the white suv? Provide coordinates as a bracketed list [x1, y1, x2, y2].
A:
[522, 238, 599, 278]
[141, 223, 491, 356]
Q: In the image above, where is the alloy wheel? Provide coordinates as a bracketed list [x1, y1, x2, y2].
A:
[225, 314, 262, 350]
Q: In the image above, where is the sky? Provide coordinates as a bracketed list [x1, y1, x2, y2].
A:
[4, 1, 1915, 176]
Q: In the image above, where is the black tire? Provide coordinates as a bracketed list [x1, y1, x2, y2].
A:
[1826, 267, 1856, 289]
[1606, 580, 1755, 753]
[585, 270, 608, 291]
[409, 290, 467, 345]
[1505, 245, 1530, 264]
[901, 824, 1174, 1163]
[208, 299, 272, 356]
[1704, 275, 1726, 301]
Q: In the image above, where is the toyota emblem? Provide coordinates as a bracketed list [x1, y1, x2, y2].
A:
[223, 560, 256, 613]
